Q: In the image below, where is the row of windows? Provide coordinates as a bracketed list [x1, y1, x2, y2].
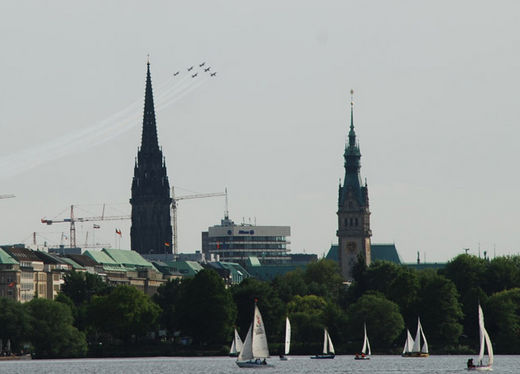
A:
[210, 236, 287, 242]
[344, 217, 360, 227]
[210, 243, 287, 250]
[216, 251, 288, 258]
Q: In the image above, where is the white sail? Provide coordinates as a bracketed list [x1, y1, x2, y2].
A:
[362, 323, 371, 355]
[403, 329, 414, 354]
[238, 324, 253, 361]
[327, 330, 335, 354]
[235, 329, 244, 353]
[230, 338, 237, 355]
[412, 317, 422, 352]
[478, 304, 494, 366]
[251, 304, 270, 358]
[322, 329, 328, 354]
[420, 323, 428, 354]
[284, 317, 291, 355]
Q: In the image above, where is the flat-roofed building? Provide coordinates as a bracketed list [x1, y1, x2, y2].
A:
[202, 216, 290, 265]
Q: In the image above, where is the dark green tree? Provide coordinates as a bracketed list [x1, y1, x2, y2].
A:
[232, 277, 285, 344]
[0, 297, 30, 353]
[88, 285, 161, 343]
[25, 298, 87, 358]
[177, 269, 236, 346]
[153, 278, 185, 337]
[485, 288, 520, 353]
[415, 271, 463, 347]
[60, 271, 111, 307]
[346, 293, 404, 348]
[271, 268, 308, 303]
[303, 259, 344, 302]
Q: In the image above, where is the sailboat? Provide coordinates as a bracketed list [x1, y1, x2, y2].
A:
[402, 317, 429, 357]
[355, 323, 371, 360]
[229, 328, 243, 357]
[467, 304, 493, 371]
[279, 317, 291, 360]
[311, 328, 335, 359]
[236, 300, 272, 368]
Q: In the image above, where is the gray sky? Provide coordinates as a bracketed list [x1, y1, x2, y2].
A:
[1, 1, 519, 262]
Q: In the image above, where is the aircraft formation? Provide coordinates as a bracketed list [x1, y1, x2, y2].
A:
[173, 61, 217, 79]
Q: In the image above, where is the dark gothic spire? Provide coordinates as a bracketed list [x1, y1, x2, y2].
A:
[141, 60, 159, 152]
[348, 89, 356, 147]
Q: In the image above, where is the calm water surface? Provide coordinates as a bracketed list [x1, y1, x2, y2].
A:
[1, 355, 518, 374]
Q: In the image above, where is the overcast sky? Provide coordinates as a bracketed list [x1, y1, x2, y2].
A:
[1, 1, 519, 262]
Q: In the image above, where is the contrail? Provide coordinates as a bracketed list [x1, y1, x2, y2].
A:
[0, 75, 209, 179]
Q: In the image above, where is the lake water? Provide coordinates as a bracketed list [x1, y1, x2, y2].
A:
[1, 355, 517, 373]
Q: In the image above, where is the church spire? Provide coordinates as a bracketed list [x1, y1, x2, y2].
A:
[348, 89, 356, 147]
[141, 59, 159, 152]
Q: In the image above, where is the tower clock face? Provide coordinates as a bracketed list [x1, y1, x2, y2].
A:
[347, 241, 357, 254]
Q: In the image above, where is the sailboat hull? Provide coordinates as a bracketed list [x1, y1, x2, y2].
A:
[236, 360, 273, 368]
[402, 352, 429, 357]
[468, 366, 492, 371]
[310, 354, 335, 359]
[354, 356, 370, 360]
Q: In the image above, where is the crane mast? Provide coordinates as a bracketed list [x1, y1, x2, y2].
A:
[171, 186, 226, 256]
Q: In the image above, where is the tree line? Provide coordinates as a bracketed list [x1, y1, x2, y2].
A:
[2, 254, 520, 357]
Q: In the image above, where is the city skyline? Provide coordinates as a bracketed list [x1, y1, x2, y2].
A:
[1, 2, 520, 262]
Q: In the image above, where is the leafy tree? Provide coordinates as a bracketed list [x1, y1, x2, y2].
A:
[232, 278, 285, 344]
[485, 288, 520, 353]
[271, 268, 308, 303]
[25, 298, 87, 358]
[303, 259, 344, 302]
[177, 269, 236, 346]
[0, 297, 30, 353]
[153, 278, 185, 336]
[485, 256, 520, 295]
[415, 271, 463, 346]
[88, 285, 161, 343]
[347, 293, 404, 348]
[61, 271, 111, 307]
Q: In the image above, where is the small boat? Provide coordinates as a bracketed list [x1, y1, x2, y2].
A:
[355, 323, 371, 360]
[311, 328, 335, 359]
[236, 300, 272, 368]
[402, 317, 429, 357]
[467, 304, 493, 371]
[279, 317, 291, 361]
[229, 328, 243, 357]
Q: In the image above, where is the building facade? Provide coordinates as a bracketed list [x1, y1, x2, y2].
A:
[202, 216, 290, 265]
[337, 96, 372, 280]
[130, 61, 173, 255]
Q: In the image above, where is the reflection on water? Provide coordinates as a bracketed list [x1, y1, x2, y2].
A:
[1, 355, 519, 374]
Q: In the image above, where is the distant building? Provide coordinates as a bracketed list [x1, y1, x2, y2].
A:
[130, 61, 173, 255]
[202, 215, 290, 265]
[327, 243, 400, 264]
[337, 96, 371, 280]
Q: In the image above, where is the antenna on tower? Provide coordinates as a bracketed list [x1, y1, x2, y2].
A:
[224, 187, 229, 220]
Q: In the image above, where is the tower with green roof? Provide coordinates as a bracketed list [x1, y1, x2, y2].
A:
[337, 91, 371, 280]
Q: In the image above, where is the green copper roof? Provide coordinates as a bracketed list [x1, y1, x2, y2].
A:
[0, 247, 18, 265]
[85, 250, 121, 265]
[326, 244, 401, 264]
[60, 257, 85, 270]
[102, 248, 153, 268]
[164, 261, 203, 277]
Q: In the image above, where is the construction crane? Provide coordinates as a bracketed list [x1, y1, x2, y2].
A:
[41, 204, 130, 248]
[0, 194, 15, 200]
[171, 186, 226, 256]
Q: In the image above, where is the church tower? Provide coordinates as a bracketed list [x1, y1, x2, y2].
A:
[130, 61, 173, 255]
[337, 91, 371, 280]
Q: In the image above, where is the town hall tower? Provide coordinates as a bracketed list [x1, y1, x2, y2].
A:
[337, 92, 371, 280]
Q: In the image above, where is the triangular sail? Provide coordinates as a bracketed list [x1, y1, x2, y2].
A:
[412, 317, 422, 352]
[251, 304, 270, 358]
[327, 330, 335, 354]
[362, 323, 371, 355]
[284, 317, 291, 355]
[403, 329, 413, 354]
[230, 338, 237, 355]
[238, 324, 253, 361]
[478, 304, 493, 366]
[235, 329, 243, 353]
[420, 324, 428, 354]
[322, 329, 328, 354]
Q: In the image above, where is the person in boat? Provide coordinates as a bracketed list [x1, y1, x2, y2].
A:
[263, 359, 267, 365]
[467, 358, 475, 368]
[361, 353, 365, 358]
[355, 353, 359, 359]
